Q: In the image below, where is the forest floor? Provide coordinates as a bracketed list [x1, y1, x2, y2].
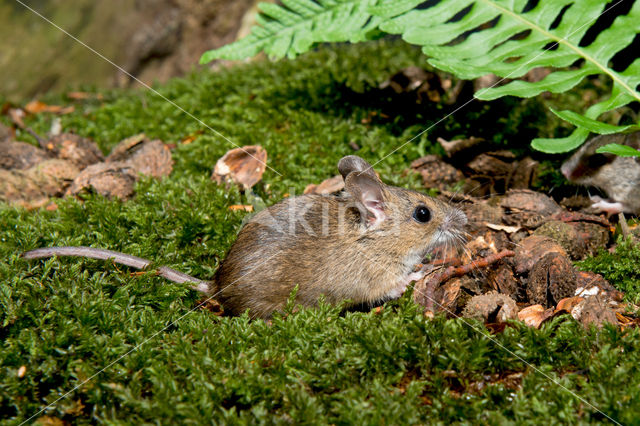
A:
[1, 40, 639, 424]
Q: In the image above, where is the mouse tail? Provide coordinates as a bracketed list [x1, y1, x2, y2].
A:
[21, 246, 210, 293]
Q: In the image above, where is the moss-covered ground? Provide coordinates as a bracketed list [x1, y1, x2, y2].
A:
[1, 40, 639, 424]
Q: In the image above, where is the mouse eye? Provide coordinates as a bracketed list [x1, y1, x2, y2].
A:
[586, 153, 613, 169]
[413, 206, 431, 223]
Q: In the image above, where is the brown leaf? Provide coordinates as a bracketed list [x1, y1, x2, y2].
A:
[212, 145, 267, 190]
[571, 295, 618, 328]
[24, 100, 74, 115]
[35, 416, 67, 426]
[228, 204, 254, 212]
[180, 130, 204, 145]
[8, 108, 26, 128]
[466, 151, 515, 176]
[66, 91, 104, 101]
[304, 175, 344, 195]
[436, 136, 485, 158]
[556, 296, 585, 313]
[575, 271, 624, 302]
[518, 304, 556, 328]
[500, 189, 563, 218]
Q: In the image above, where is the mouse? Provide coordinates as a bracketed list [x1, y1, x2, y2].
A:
[561, 132, 640, 215]
[22, 155, 468, 319]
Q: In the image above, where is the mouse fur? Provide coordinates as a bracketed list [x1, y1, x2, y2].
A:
[561, 132, 640, 215]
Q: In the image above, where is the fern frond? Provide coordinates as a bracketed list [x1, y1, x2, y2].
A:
[199, 0, 380, 62]
[200, 0, 640, 153]
[377, 0, 640, 152]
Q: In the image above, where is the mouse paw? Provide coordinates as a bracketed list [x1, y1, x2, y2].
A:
[590, 196, 624, 215]
[387, 272, 424, 300]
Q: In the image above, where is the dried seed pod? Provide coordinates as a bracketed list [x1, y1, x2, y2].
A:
[527, 252, 576, 307]
[411, 155, 463, 191]
[534, 220, 586, 260]
[487, 261, 518, 299]
[46, 133, 104, 169]
[0, 140, 50, 170]
[514, 235, 567, 275]
[66, 162, 137, 199]
[571, 295, 618, 328]
[462, 291, 518, 323]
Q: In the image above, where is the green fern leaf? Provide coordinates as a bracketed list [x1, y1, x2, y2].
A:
[200, 0, 380, 62]
[201, 0, 640, 153]
[596, 143, 640, 157]
[376, 0, 640, 152]
[549, 108, 639, 135]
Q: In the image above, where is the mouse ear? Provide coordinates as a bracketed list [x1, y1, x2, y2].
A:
[338, 156, 379, 181]
[344, 172, 386, 228]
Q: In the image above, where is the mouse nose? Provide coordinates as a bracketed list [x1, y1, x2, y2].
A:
[444, 207, 467, 228]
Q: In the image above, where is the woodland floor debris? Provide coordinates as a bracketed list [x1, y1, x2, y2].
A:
[0, 129, 172, 204]
[409, 148, 636, 330]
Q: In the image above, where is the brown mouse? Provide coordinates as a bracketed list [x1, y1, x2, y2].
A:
[23, 155, 467, 319]
[561, 132, 640, 215]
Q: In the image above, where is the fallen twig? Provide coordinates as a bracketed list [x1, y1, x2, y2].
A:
[415, 249, 516, 313]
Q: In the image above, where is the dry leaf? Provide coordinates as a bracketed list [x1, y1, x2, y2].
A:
[8, 108, 25, 128]
[517, 305, 555, 328]
[212, 145, 267, 190]
[304, 175, 344, 194]
[410, 155, 464, 191]
[67, 91, 104, 100]
[556, 296, 584, 313]
[180, 130, 204, 145]
[437, 136, 485, 157]
[24, 100, 74, 115]
[228, 204, 253, 212]
[571, 295, 617, 328]
[35, 416, 67, 426]
[486, 223, 520, 233]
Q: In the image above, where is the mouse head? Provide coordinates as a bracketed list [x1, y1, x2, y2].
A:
[561, 133, 640, 185]
[560, 136, 617, 184]
[338, 155, 467, 261]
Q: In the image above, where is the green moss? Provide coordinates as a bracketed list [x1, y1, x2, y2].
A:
[1, 40, 637, 424]
[578, 238, 640, 304]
